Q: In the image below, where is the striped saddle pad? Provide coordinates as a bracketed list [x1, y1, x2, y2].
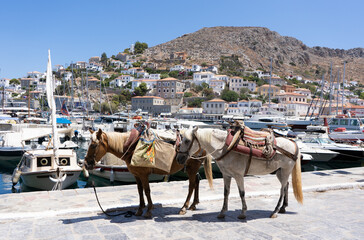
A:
[226, 128, 276, 159]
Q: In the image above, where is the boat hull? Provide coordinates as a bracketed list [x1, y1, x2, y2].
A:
[20, 170, 81, 190]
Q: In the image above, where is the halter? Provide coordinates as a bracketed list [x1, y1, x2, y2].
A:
[176, 130, 201, 157]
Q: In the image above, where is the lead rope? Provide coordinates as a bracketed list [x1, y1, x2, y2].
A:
[90, 181, 135, 217]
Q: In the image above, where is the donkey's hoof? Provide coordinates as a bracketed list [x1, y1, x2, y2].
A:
[238, 214, 246, 219]
[270, 213, 278, 218]
[217, 213, 225, 219]
[179, 208, 187, 215]
[135, 209, 143, 216]
[144, 212, 152, 219]
[188, 205, 197, 211]
[279, 208, 286, 214]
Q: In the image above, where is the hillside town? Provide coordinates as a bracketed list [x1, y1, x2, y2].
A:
[1, 42, 364, 122]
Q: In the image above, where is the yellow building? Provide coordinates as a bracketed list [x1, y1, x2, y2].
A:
[257, 84, 280, 97]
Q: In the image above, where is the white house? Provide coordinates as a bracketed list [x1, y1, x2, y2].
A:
[170, 65, 185, 71]
[229, 77, 256, 93]
[136, 71, 149, 79]
[276, 92, 307, 104]
[285, 102, 310, 116]
[111, 75, 134, 88]
[0, 78, 9, 88]
[214, 75, 230, 82]
[209, 80, 226, 95]
[294, 88, 312, 100]
[27, 71, 43, 79]
[63, 72, 73, 81]
[100, 73, 111, 81]
[148, 74, 161, 80]
[86, 63, 103, 72]
[193, 71, 215, 85]
[131, 79, 157, 91]
[202, 98, 228, 120]
[121, 67, 141, 76]
[53, 65, 64, 72]
[191, 64, 201, 72]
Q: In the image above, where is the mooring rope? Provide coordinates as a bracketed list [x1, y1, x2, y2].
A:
[90, 181, 134, 217]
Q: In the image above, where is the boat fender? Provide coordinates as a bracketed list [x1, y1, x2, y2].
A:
[83, 167, 89, 178]
[110, 168, 115, 183]
[12, 167, 22, 186]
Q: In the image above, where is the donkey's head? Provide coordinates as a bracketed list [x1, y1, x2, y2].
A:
[176, 127, 199, 165]
[84, 129, 109, 170]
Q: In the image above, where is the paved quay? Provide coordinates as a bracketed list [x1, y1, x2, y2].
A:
[0, 167, 364, 239]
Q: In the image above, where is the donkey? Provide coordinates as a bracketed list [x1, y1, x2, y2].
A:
[176, 127, 303, 219]
[84, 129, 213, 218]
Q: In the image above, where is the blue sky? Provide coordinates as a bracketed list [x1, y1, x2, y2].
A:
[0, 0, 363, 79]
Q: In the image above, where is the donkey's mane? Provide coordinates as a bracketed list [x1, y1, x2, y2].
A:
[196, 128, 212, 144]
[105, 132, 129, 152]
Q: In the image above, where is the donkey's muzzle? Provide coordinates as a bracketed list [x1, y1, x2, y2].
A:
[176, 152, 188, 165]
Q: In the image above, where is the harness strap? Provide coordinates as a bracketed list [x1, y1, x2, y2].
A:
[215, 130, 243, 161]
[244, 145, 253, 176]
[273, 140, 298, 161]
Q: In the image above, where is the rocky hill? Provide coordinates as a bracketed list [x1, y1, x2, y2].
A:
[145, 27, 364, 83]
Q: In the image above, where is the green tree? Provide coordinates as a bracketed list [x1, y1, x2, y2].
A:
[101, 52, 108, 66]
[10, 78, 20, 85]
[239, 88, 250, 100]
[134, 41, 148, 54]
[202, 88, 214, 100]
[188, 98, 204, 107]
[184, 92, 193, 97]
[221, 89, 239, 102]
[133, 82, 149, 96]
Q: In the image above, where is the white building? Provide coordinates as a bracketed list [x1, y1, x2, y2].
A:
[193, 71, 215, 85]
[202, 98, 228, 120]
[191, 64, 201, 72]
[110, 75, 134, 88]
[63, 72, 73, 81]
[229, 77, 256, 93]
[209, 79, 226, 95]
[131, 79, 157, 91]
[148, 74, 161, 80]
[170, 65, 185, 71]
[0, 78, 10, 88]
[27, 71, 43, 79]
[294, 88, 312, 100]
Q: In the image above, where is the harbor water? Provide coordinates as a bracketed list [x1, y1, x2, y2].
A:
[0, 141, 364, 195]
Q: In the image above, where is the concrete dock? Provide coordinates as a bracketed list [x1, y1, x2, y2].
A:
[0, 167, 364, 239]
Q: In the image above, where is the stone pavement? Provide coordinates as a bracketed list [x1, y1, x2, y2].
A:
[0, 167, 363, 239]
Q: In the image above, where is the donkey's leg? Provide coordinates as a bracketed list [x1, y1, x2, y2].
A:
[189, 172, 200, 210]
[189, 161, 202, 210]
[179, 172, 196, 215]
[140, 175, 153, 218]
[234, 174, 247, 219]
[217, 175, 232, 219]
[279, 182, 289, 213]
[135, 176, 145, 216]
[270, 168, 290, 218]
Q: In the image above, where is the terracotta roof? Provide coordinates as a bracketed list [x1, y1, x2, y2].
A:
[158, 77, 178, 81]
[132, 96, 164, 100]
[205, 98, 226, 103]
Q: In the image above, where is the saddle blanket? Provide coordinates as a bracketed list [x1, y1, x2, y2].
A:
[226, 128, 276, 159]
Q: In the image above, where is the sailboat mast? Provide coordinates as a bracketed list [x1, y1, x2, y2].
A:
[86, 69, 89, 116]
[336, 70, 340, 116]
[71, 62, 74, 113]
[318, 74, 325, 117]
[269, 58, 272, 106]
[328, 62, 333, 116]
[46, 50, 59, 160]
[342, 62, 346, 114]
[100, 71, 102, 114]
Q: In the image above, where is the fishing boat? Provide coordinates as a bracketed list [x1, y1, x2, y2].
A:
[12, 50, 82, 191]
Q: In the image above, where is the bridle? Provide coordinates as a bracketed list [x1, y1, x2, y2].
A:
[176, 130, 201, 157]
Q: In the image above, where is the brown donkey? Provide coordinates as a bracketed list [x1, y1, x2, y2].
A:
[84, 129, 213, 218]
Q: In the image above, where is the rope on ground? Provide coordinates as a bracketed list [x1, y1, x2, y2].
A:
[91, 181, 134, 217]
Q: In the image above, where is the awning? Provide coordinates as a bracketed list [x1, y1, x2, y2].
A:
[57, 117, 71, 124]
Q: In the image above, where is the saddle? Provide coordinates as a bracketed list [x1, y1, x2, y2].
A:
[225, 124, 276, 160]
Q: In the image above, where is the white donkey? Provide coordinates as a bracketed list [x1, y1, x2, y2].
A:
[176, 127, 303, 219]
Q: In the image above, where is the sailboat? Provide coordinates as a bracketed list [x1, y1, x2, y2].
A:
[12, 50, 82, 190]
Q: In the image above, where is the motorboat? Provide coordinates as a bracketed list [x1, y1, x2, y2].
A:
[298, 126, 364, 159]
[11, 50, 82, 191]
[295, 140, 339, 162]
[328, 116, 364, 143]
[244, 114, 288, 130]
[87, 153, 164, 183]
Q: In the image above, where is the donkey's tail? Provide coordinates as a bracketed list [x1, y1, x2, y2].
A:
[292, 152, 303, 204]
[203, 153, 213, 190]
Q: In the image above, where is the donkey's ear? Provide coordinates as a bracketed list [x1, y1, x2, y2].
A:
[89, 129, 94, 134]
[96, 129, 103, 140]
[192, 126, 198, 133]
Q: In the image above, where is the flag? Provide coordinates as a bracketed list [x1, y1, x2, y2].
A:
[61, 100, 70, 116]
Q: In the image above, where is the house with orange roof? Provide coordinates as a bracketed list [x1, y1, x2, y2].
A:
[257, 84, 280, 97]
[202, 98, 228, 120]
[209, 79, 226, 94]
[229, 76, 256, 93]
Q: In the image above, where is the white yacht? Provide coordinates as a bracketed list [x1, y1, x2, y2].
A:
[328, 117, 364, 143]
